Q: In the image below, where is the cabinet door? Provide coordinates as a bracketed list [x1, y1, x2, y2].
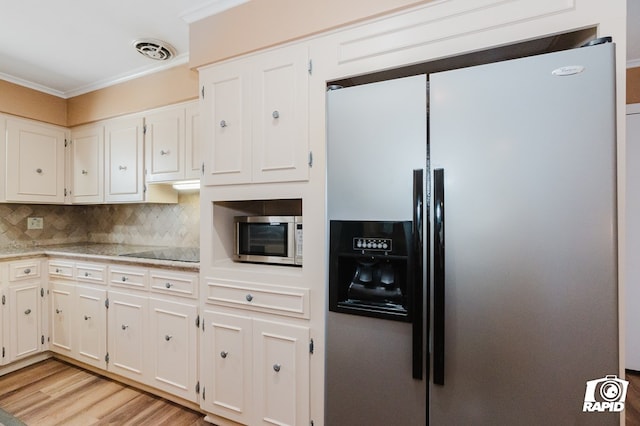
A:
[253, 319, 309, 426]
[50, 281, 75, 356]
[200, 60, 252, 185]
[201, 310, 253, 424]
[105, 117, 144, 202]
[185, 102, 201, 179]
[77, 285, 107, 369]
[71, 124, 104, 203]
[148, 297, 198, 402]
[252, 44, 310, 183]
[8, 282, 42, 362]
[5, 118, 66, 203]
[145, 107, 185, 182]
[107, 290, 147, 381]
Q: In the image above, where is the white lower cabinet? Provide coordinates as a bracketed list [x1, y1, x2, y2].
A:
[107, 290, 148, 382]
[50, 281, 75, 356]
[8, 279, 43, 362]
[76, 285, 107, 369]
[148, 297, 199, 402]
[201, 310, 310, 426]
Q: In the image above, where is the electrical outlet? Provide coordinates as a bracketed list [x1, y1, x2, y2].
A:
[27, 217, 43, 230]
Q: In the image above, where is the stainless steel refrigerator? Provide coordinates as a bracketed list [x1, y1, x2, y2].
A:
[326, 42, 618, 425]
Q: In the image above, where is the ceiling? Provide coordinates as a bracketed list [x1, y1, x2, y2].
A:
[0, 1, 637, 99]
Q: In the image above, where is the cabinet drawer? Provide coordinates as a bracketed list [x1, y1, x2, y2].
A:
[109, 266, 148, 290]
[9, 260, 42, 281]
[48, 260, 74, 278]
[76, 263, 107, 285]
[150, 269, 198, 298]
[205, 279, 309, 318]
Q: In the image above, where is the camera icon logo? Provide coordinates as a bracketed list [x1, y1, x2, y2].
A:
[583, 375, 628, 413]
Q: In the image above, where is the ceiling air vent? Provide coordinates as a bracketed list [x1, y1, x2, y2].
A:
[133, 39, 176, 61]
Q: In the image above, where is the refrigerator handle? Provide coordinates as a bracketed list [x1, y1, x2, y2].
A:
[412, 169, 424, 380]
[433, 168, 446, 385]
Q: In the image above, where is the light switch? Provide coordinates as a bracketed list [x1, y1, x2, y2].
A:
[27, 217, 43, 230]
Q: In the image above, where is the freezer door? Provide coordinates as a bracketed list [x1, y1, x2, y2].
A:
[429, 43, 618, 425]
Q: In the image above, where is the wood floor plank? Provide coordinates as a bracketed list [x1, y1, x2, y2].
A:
[0, 359, 208, 425]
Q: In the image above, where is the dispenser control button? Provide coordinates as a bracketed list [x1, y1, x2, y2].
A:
[352, 237, 393, 252]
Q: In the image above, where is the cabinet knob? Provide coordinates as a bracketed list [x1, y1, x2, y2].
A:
[121, 324, 129, 330]
[56, 309, 62, 314]
[84, 315, 91, 320]
[121, 276, 128, 282]
[36, 168, 43, 174]
[85, 272, 91, 277]
[118, 165, 127, 171]
[272, 110, 280, 119]
[55, 268, 61, 273]
[81, 169, 88, 175]
[165, 335, 173, 341]
[246, 294, 253, 302]
[220, 351, 228, 359]
[219, 120, 227, 128]
[24, 309, 32, 315]
[24, 268, 31, 274]
[165, 282, 173, 288]
[160, 150, 170, 155]
[273, 363, 281, 373]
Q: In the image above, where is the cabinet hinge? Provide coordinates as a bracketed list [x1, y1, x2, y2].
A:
[201, 86, 205, 99]
[195, 315, 200, 328]
[105, 353, 110, 364]
[143, 124, 147, 134]
[2, 295, 5, 305]
[105, 298, 109, 309]
[143, 184, 147, 194]
[308, 151, 313, 167]
[311, 421, 314, 426]
[308, 59, 313, 75]
[41, 335, 45, 345]
[64, 188, 68, 197]
[195, 381, 200, 394]
[64, 139, 68, 147]
[2, 347, 4, 358]
[41, 288, 44, 298]
[201, 162, 205, 176]
[309, 338, 314, 354]
[202, 387, 205, 401]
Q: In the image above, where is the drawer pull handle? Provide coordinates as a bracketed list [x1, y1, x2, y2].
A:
[273, 363, 281, 373]
[24, 268, 31, 274]
[56, 309, 62, 314]
[160, 150, 170, 155]
[165, 282, 173, 288]
[165, 335, 173, 341]
[84, 315, 91, 320]
[246, 294, 253, 302]
[220, 120, 227, 128]
[121, 276, 128, 282]
[119, 165, 127, 171]
[122, 324, 129, 330]
[82, 169, 88, 175]
[220, 351, 228, 359]
[24, 309, 32, 315]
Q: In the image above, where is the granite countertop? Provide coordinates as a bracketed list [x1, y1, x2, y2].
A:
[0, 243, 200, 271]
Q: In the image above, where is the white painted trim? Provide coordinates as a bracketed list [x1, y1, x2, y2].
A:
[627, 58, 640, 69]
[627, 103, 640, 115]
[180, 0, 249, 24]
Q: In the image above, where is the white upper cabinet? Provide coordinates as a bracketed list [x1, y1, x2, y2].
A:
[5, 117, 67, 203]
[145, 101, 201, 183]
[104, 116, 144, 203]
[200, 43, 310, 186]
[70, 123, 104, 204]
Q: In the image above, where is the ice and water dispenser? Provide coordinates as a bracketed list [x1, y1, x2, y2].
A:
[329, 220, 414, 321]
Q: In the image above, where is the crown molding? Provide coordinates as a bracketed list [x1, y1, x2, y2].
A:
[180, 0, 249, 24]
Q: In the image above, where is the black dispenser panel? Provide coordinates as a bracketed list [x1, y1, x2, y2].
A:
[329, 220, 413, 321]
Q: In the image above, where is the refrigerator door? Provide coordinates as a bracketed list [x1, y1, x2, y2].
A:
[429, 43, 618, 425]
[326, 75, 427, 425]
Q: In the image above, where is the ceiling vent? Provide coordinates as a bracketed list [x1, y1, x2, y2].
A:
[133, 39, 176, 61]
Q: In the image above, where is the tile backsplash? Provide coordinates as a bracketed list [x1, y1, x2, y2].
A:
[0, 192, 199, 249]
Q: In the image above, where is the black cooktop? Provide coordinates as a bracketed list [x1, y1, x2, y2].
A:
[120, 247, 199, 263]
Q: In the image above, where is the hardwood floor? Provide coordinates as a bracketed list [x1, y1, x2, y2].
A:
[0, 359, 209, 426]
[628, 371, 640, 426]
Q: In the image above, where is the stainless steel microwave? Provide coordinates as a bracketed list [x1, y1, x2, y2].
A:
[234, 216, 303, 266]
